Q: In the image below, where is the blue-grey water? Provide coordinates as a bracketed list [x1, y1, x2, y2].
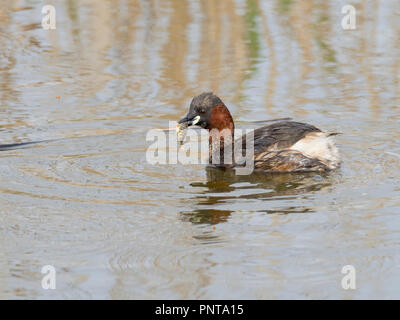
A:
[0, 0, 399, 299]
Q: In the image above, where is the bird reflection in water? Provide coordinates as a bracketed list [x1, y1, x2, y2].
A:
[180, 166, 334, 225]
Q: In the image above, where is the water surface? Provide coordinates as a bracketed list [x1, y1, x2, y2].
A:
[0, 0, 400, 299]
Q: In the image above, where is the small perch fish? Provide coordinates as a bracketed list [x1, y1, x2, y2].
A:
[176, 122, 188, 145]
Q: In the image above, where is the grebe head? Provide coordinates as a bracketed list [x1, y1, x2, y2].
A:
[178, 92, 234, 132]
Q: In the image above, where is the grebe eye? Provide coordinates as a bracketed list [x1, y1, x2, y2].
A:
[199, 108, 206, 114]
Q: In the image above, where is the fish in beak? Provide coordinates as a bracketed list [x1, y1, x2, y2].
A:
[176, 115, 201, 145]
[178, 115, 200, 126]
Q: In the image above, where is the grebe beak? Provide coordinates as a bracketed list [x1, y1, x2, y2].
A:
[178, 115, 200, 126]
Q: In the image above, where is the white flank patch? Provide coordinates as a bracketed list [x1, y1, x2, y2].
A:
[290, 132, 341, 169]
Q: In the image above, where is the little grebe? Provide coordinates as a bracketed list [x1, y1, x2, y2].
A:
[178, 92, 340, 172]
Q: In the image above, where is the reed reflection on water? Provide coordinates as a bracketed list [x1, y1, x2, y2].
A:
[0, 0, 399, 299]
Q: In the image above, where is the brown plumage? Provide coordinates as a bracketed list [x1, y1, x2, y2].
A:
[178, 92, 340, 172]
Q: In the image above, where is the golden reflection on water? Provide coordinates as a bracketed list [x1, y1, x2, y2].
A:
[0, 0, 400, 299]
